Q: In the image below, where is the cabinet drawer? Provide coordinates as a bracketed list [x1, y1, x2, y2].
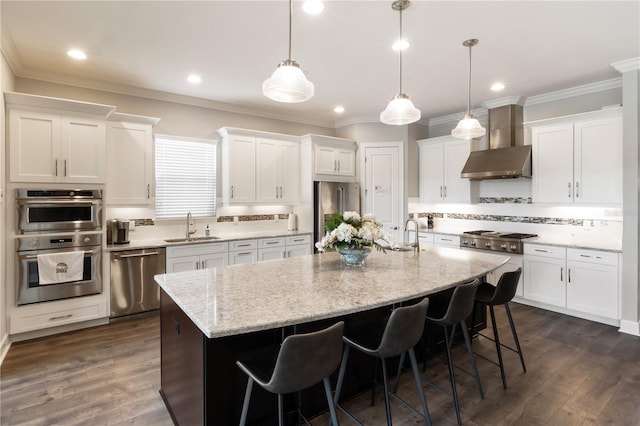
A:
[285, 235, 311, 246]
[11, 300, 108, 334]
[524, 244, 566, 258]
[229, 239, 257, 251]
[166, 242, 228, 258]
[567, 248, 618, 266]
[258, 237, 285, 249]
[434, 234, 460, 246]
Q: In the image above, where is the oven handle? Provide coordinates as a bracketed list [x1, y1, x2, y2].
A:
[17, 199, 101, 206]
[113, 252, 160, 259]
[20, 248, 99, 259]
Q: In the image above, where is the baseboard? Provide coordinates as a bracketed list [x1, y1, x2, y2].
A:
[619, 319, 640, 336]
[0, 333, 11, 366]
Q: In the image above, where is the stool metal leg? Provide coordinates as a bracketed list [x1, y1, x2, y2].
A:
[393, 352, 406, 393]
[334, 345, 350, 404]
[488, 305, 507, 389]
[408, 348, 432, 426]
[443, 325, 462, 425]
[239, 376, 254, 426]
[380, 358, 393, 425]
[460, 321, 484, 399]
[505, 303, 526, 372]
[323, 377, 339, 426]
[277, 394, 284, 426]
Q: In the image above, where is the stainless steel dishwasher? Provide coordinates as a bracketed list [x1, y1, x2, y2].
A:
[110, 247, 166, 319]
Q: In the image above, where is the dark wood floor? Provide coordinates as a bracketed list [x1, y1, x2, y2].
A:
[1, 303, 639, 425]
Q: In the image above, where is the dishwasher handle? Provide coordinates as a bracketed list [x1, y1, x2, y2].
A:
[114, 251, 161, 259]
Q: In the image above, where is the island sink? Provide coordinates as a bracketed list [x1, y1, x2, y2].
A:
[164, 236, 221, 243]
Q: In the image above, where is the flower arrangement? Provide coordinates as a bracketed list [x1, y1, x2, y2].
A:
[315, 211, 396, 253]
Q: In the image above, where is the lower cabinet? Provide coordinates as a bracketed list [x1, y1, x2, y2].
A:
[523, 244, 619, 323]
[285, 235, 312, 257]
[10, 296, 108, 334]
[434, 234, 460, 248]
[166, 242, 229, 272]
[258, 237, 286, 261]
[487, 253, 524, 297]
[229, 239, 258, 265]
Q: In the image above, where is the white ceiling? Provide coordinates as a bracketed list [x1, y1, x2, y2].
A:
[2, 1, 639, 128]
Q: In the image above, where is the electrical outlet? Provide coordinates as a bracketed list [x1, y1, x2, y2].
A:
[128, 220, 136, 230]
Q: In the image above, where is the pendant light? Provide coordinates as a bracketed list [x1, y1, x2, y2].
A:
[380, 0, 421, 125]
[263, 0, 314, 103]
[451, 39, 486, 139]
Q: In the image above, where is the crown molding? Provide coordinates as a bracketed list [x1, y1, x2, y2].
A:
[428, 107, 488, 127]
[334, 114, 429, 129]
[611, 57, 640, 73]
[524, 78, 622, 106]
[482, 96, 526, 109]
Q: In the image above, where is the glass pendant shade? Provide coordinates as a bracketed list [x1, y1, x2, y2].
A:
[451, 114, 486, 139]
[380, 93, 421, 125]
[262, 59, 314, 103]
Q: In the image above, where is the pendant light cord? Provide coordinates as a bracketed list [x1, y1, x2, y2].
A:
[288, 0, 292, 60]
[466, 42, 472, 116]
[398, 5, 403, 94]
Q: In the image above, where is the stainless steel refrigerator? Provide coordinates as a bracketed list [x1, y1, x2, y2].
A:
[314, 181, 361, 247]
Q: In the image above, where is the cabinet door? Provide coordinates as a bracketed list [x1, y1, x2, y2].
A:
[443, 140, 472, 202]
[419, 142, 444, 202]
[286, 244, 311, 258]
[106, 122, 153, 205]
[256, 138, 280, 203]
[9, 110, 60, 182]
[566, 261, 618, 319]
[523, 255, 566, 307]
[258, 247, 286, 261]
[314, 144, 337, 175]
[201, 253, 228, 269]
[278, 141, 300, 203]
[61, 117, 106, 183]
[166, 255, 200, 273]
[532, 124, 574, 203]
[335, 147, 356, 177]
[487, 256, 524, 297]
[229, 250, 257, 265]
[574, 117, 623, 205]
[227, 136, 256, 203]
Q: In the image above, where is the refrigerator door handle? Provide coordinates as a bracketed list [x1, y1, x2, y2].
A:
[337, 186, 345, 212]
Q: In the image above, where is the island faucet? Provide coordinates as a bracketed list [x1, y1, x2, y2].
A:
[404, 217, 420, 252]
[186, 211, 196, 239]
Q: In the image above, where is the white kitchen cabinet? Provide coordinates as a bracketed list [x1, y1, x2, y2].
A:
[488, 254, 524, 297]
[300, 135, 357, 182]
[433, 233, 460, 248]
[256, 139, 300, 204]
[258, 237, 286, 261]
[523, 244, 566, 307]
[166, 242, 229, 272]
[106, 114, 159, 205]
[285, 235, 312, 257]
[417, 136, 478, 203]
[407, 231, 434, 247]
[529, 108, 622, 205]
[218, 127, 301, 205]
[6, 92, 114, 184]
[229, 239, 258, 265]
[566, 248, 618, 320]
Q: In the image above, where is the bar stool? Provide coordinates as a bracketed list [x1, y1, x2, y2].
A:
[474, 268, 526, 389]
[425, 279, 483, 426]
[334, 297, 431, 426]
[236, 321, 344, 426]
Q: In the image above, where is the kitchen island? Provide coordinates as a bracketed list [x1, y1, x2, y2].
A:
[155, 246, 509, 425]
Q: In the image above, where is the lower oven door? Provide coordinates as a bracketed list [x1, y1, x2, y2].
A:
[17, 247, 102, 305]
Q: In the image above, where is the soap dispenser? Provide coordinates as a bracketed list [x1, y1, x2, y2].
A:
[205, 224, 211, 236]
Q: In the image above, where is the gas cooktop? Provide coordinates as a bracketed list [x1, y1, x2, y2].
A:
[460, 230, 538, 253]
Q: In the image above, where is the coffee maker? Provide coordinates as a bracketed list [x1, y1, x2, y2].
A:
[107, 219, 130, 244]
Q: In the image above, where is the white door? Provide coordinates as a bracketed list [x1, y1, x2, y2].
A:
[418, 141, 444, 202]
[523, 255, 566, 307]
[532, 124, 574, 203]
[363, 145, 402, 242]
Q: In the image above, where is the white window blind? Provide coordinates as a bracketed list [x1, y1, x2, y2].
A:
[155, 135, 217, 218]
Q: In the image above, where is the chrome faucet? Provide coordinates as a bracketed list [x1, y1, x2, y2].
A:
[186, 212, 196, 239]
[404, 217, 420, 252]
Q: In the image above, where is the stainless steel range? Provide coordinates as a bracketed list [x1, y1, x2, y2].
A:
[460, 230, 538, 254]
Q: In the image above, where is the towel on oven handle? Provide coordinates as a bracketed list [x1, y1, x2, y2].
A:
[36, 251, 85, 285]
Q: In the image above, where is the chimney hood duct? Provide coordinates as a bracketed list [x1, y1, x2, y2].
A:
[460, 104, 531, 180]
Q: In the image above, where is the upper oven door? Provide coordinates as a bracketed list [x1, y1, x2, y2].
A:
[17, 199, 102, 233]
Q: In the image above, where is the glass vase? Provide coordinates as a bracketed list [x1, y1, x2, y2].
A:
[337, 246, 371, 267]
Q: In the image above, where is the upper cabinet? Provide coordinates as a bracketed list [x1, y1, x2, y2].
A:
[106, 113, 160, 206]
[528, 107, 623, 205]
[6, 92, 115, 184]
[301, 134, 357, 183]
[417, 136, 478, 203]
[218, 127, 300, 205]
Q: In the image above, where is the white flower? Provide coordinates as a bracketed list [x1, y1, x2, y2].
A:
[343, 211, 360, 222]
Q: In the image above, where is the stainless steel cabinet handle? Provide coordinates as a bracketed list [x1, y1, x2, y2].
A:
[64, 159, 68, 177]
[147, 184, 150, 199]
[560, 267, 563, 282]
[275, 186, 279, 198]
[568, 182, 572, 198]
[201, 260, 206, 269]
[444, 186, 447, 197]
[337, 160, 340, 172]
[237, 252, 252, 256]
[534, 249, 548, 253]
[265, 241, 279, 245]
[195, 261, 200, 270]
[49, 314, 73, 321]
[279, 186, 283, 198]
[231, 186, 234, 199]
[440, 186, 443, 197]
[390, 226, 398, 230]
[575, 182, 580, 198]
[115, 252, 160, 259]
[236, 243, 251, 248]
[54, 159, 58, 177]
[568, 268, 571, 283]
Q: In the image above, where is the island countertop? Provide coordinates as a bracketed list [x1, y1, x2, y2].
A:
[154, 246, 510, 339]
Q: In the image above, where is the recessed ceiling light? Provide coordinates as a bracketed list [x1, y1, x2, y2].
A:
[303, 0, 324, 14]
[187, 74, 202, 84]
[392, 39, 410, 51]
[491, 82, 505, 91]
[334, 106, 345, 113]
[67, 49, 87, 60]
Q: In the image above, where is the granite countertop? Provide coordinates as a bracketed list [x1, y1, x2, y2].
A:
[106, 230, 312, 251]
[154, 247, 510, 339]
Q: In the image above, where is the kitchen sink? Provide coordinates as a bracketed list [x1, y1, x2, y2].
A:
[164, 236, 221, 243]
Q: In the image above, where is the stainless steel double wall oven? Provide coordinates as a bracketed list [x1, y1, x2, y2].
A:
[16, 189, 103, 305]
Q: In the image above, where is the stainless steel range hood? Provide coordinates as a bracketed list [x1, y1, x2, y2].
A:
[460, 104, 531, 180]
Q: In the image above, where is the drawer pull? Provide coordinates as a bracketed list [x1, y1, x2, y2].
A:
[236, 243, 251, 248]
[534, 249, 548, 253]
[579, 254, 590, 258]
[560, 267, 563, 282]
[49, 314, 73, 321]
[291, 238, 304, 243]
[265, 241, 279, 245]
[236, 252, 252, 256]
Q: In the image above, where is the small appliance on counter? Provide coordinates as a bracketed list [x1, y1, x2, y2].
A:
[427, 215, 434, 229]
[107, 219, 130, 244]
